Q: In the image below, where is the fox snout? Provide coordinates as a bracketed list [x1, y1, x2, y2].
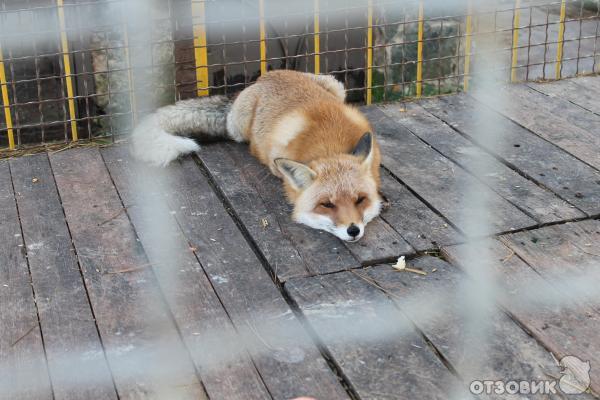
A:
[293, 196, 381, 242]
[344, 223, 364, 242]
[275, 131, 382, 242]
[294, 211, 368, 242]
[328, 219, 366, 242]
[347, 224, 360, 238]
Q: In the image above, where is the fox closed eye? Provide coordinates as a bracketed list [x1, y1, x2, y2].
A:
[355, 196, 366, 205]
[321, 201, 335, 209]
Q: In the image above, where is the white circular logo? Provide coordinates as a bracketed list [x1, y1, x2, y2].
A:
[558, 356, 591, 395]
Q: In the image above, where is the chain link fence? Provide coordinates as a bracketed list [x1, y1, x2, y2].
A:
[0, 0, 599, 150]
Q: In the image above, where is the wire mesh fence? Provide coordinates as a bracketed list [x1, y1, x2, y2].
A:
[0, 0, 599, 150]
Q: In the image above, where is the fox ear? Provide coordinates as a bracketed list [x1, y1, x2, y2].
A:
[352, 132, 374, 166]
[274, 158, 316, 190]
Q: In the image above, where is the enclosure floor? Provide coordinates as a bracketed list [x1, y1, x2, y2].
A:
[2, 75, 600, 400]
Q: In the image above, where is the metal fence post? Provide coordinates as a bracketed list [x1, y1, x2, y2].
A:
[259, 0, 267, 75]
[366, 0, 373, 104]
[416, 1, 424, 97]
[192, 0, 209, 96]
[0, 44, 14, 150]
[57, 0, 79, 141]
[464, 1, 473, 91]
[511, 0, 521, 82]
[555, 0, 567, 79]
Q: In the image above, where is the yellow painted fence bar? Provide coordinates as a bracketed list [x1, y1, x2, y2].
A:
[0, 45, 15, 149]
[416, 1, 424, 97]
[57, 0, 78, 141]
[366, 0, 373, 104]
[511, 0, 521, 82]
[555, 0, 567, 79]
[192, 1, 209, 96]
[259, 0, 267, 75]
[314, 0, 320, 74]
[463, 2, 473, 91]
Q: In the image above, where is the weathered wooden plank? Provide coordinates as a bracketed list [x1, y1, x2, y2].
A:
[199, 142, 413, 278]
[471, 84, 600, 170]
[572, 75, 600, 90]
[500, 219, 600, 286]
[285, 270, 463, 400]
[443, 239, 600, 395]
[571, 75, 600, 108]
[422, 94, 600, 216]
[0, 161, 53, 400]
[365, 256, 564, 398]
[363, 106, 538, 236]
[101, 146, 271, 400]
[10, 154, 117, 400]
[160, 157, 351, 400]
[201, 141, 355, 277]
[379, 170, 463, 251]
[213, 142, 413, 267]
[529, 76, 600, 116]
[49, 148, 207, 399]
[345, 216, 413, 265]
[379, 102, 584, 224]
[198, 142, 308, 280]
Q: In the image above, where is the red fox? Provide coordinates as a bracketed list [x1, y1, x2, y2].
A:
[131, 70, 382, 242]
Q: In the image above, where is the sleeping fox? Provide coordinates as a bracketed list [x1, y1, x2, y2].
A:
[131, 70, 382, 242]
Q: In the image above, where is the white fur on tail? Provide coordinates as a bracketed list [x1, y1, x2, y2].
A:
[130, 114, 200, 167]
[130, 96, 232, 166]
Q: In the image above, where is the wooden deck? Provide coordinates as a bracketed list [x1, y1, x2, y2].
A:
[2, 75, 600, 400]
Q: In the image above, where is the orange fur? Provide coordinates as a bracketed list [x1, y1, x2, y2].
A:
[232, 70, 382, 241]
[238, 71, 380, 195]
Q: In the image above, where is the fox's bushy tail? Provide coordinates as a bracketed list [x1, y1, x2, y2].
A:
[130, 95, 234, 166]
